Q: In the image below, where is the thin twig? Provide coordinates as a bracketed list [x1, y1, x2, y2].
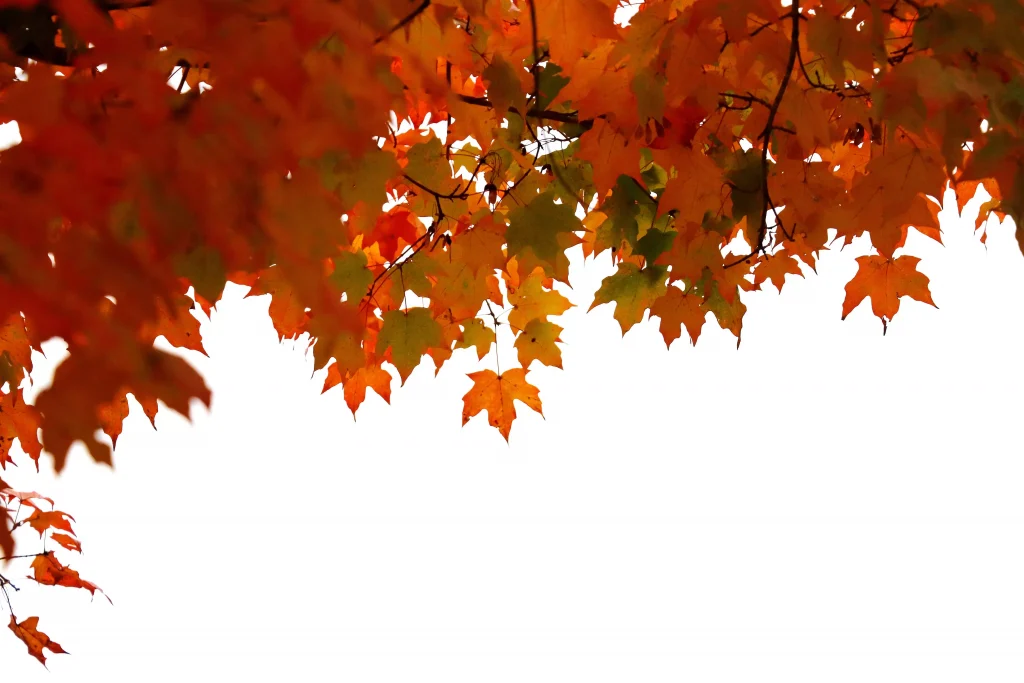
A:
[455, 94, 592, 128]
[374, 0, 432, 45]
[527, 0, 542, 105]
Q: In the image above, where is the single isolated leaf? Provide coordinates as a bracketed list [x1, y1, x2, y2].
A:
[842, 254, 937, 332]
[29, 553, 111, 603]
[8, 615, 67, 667]
[0, 488, 54, 510]
[50, 532, 83, 553]
[23, 509, 75, 538]
[462, 368, 543, 441]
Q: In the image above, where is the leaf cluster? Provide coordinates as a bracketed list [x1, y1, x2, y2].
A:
[1, 0, 1022, 663]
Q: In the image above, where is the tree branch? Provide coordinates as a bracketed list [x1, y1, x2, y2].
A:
[727, 1, 802, 268]
[374, 0, 432, 45]
[0, 552, 49, 562]
[455, 94, 592, 129]
[527, 0, 542, 104]
[755, 2, 801, 253]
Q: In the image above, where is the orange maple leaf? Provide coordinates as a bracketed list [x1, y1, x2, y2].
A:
[23, 509, 75, 538]
[842, 255, 937, 333]
[8, 615, 67, 667]
[29, 553, 111, 603]
[462, 369, 543, 441]
[650, 286, 707, 348]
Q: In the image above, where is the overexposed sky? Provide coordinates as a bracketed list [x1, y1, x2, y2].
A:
[2, 176, 1023, 681]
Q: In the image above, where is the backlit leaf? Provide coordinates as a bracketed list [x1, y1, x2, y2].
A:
[462, 368, 543, 441]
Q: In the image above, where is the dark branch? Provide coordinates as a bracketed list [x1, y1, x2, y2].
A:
[374, 0, 432, 45]
[727, 0, 802, 268]
[718, 91, 774, 109]
[527, 0, 542, 105]
[455, 94, 592, 129]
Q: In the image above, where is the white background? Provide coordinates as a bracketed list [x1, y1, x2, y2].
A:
[1, 178, 1023, 680]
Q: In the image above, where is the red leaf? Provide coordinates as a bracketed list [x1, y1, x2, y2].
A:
[8, 615, 67, 667]
[29, 553, 111, 603]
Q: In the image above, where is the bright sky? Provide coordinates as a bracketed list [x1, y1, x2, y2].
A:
[1, 154, 1023, 680]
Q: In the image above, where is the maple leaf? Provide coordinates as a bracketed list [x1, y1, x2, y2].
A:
[710, 267, 750, 324]
[506, 273, 573, 332]
[0, 0, 1021, 662]
[533, 0, 619, 66]
[97, 393, 132, 450]
[576, 119, 646, 195]
[23, 509, 75, 538]
[655, 149, 724, 224]
[842, 255, 937, 333]
[650, 286, 707, 348]
[589, 264, 669, 333]
[329, 249, 374, 304]
[514, 319, 564, 369]
[0, 489, 54, 510]
[455, 318, 496, 360]
[29, 553, 110, 603]
[0, 390, 42, 468]
[140, 295, 206, 355]
[506, 192, 582, 279]
[0, 313, 33, 391]
[753, 254, 804, 292]
[448, 218, 508, 276]
[337, 365, 394, 416]
[376, 308, 443, 384]
[35, 347, 211, 472]
[462, 368, 543, 441]
[482, 55, 528, 119]
[50, 532, 82, 553]
[8, 615, 67, 667]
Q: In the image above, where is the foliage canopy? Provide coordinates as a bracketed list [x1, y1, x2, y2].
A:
[1, 0, 1022, 665]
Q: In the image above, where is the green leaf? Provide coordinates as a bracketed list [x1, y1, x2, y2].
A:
[174, 244, 226, 303]
[405, 137, 459, 195]
[634, 227, 677, 262]
[514, 319, 564, 369]
[483, 55, 526, 116]
[376, 308, 443, 383]
[329, 250, 373, 303]
[455, 318, 496, 360]
[591, 176, 656, 255]
[725, 149, 765, 233]
[536, 63, 571, 110]
[323, 148, 399, 212]
[506, 191, 582, 274]
[588, 264, 669, 333]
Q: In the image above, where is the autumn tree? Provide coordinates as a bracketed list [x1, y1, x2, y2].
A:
[0, 0, 1021, 665]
